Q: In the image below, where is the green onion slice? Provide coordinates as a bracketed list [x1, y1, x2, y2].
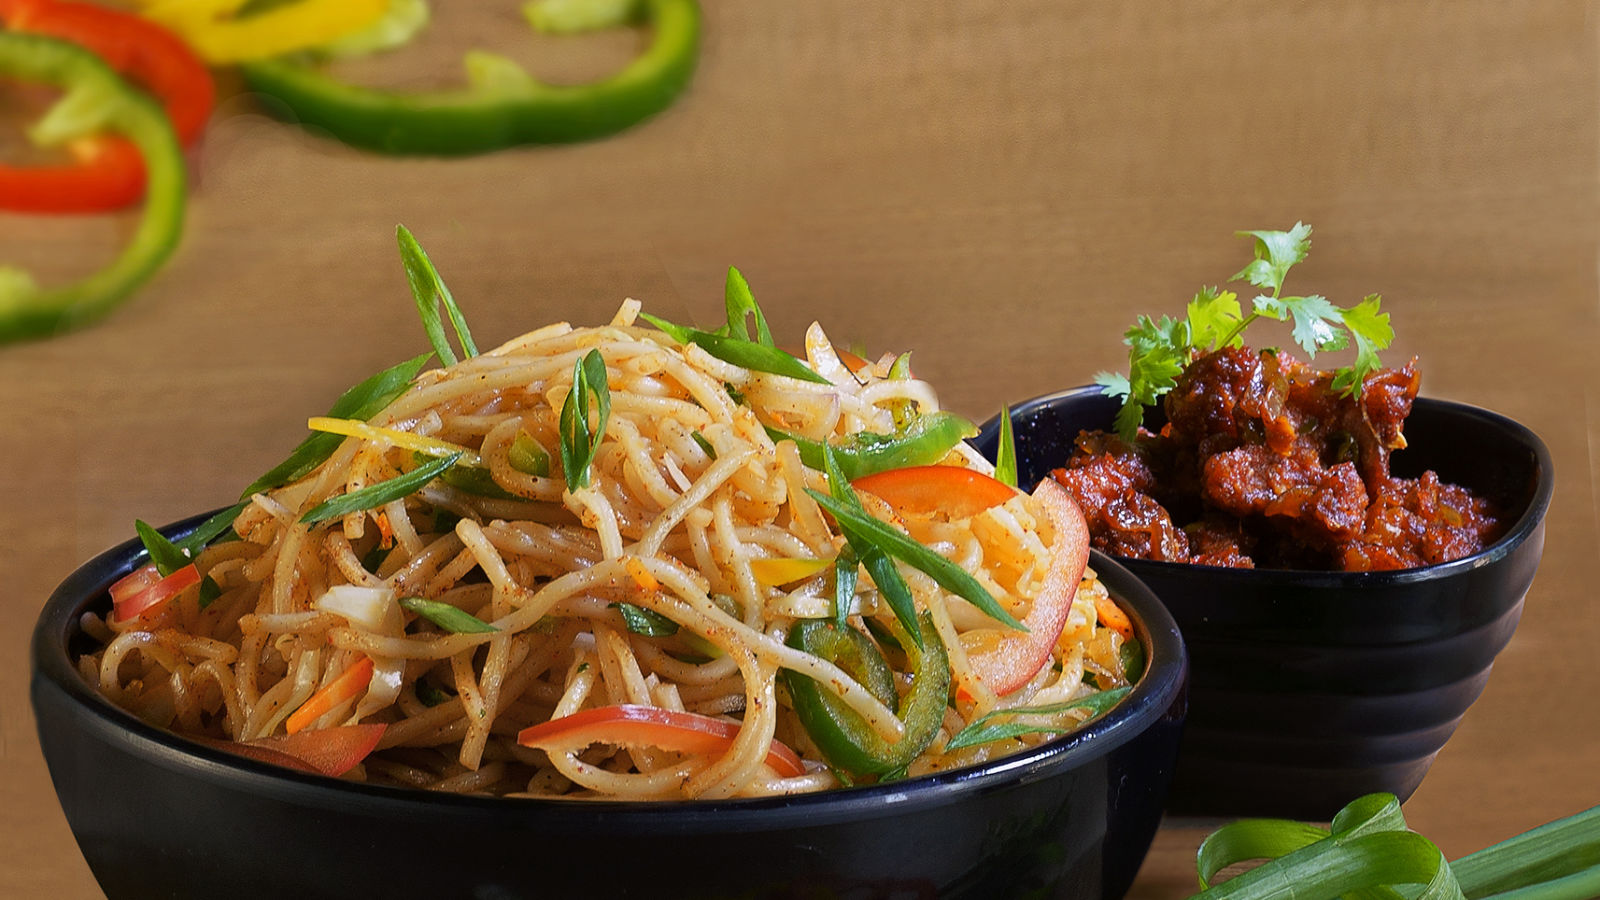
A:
[400, 596, 497, 634]
[559, 349, 611, 492]
[397, 225, 477, 366]
[943, 687, 1131, 752]
[300, 452, 462, 524]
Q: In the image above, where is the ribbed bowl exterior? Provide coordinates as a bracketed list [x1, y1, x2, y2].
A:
[33, 515, 1187, 900]
[975, 386, 1551, 819]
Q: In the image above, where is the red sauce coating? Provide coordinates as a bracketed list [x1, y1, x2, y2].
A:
[1051, 347, 1501, 571]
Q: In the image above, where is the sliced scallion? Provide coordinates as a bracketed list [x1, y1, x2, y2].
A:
[300, 452, 462, 524]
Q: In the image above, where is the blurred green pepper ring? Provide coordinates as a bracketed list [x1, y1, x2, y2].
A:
[0, 32, 185, 344]
[239, 0, 701, 156]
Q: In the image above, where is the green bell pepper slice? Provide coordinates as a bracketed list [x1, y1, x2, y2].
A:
[765, 411, 980, 482]
[783, 613, 951, 778]
[238, 0, 700, 156]
[0, 32, 186, 344]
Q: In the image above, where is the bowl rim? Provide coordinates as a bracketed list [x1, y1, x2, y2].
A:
[976, 384, 1555, 587]
[32, 508, 1187, 831]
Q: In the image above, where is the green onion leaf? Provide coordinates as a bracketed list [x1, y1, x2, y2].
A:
[612, 602, 680, 637]
[833, 544, 858, 628]
[135, 519, 190, 576]
[416, 680, 454, 707]
[1120, 637, 1146, 682]
[943, 687, 1131, 752]
[806, 487, 1024, 632]
[691, 430, 717, 460]
[722, 266, 774, 347]
[197, 575, 222, 609]
[640, 312, 830, 384]
[397, 225, 477, 367]
[1190, 793, 1464, 900]
[559, 349, 611, 492]
[766, 411, 978, 481]
[243, 352, 433, 498]
[508, 430, 551, 476]
[1450, 803, 1600, 898]
[423, 452, 519, 500]
[300, 452, 463, 524]
[815, 446, 922, 647]
[173, 501, 248, 559]
[400, 596, 498, 634]
[994, 404, 1018, 488]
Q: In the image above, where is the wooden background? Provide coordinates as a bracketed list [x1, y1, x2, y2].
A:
[2, 2, 1595, 896]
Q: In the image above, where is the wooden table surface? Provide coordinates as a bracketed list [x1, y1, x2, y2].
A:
[3, 3, 1596, 896]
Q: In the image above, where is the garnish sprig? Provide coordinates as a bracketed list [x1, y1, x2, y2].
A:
[559, 348, 611, 492]
[943, 687, 1130, 752]
[640, 266, 830, 384]
[1095, 223, 1395, 440]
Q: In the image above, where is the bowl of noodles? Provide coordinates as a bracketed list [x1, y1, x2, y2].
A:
[31, 252, 1186, 900]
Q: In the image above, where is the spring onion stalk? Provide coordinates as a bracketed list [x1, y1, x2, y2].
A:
[1188, 794, 1600, 900]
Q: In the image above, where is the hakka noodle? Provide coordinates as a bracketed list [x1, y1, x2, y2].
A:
[80, 292, 1137, 801]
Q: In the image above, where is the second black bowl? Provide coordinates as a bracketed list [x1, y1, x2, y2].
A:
[974, 385, 1552, 819]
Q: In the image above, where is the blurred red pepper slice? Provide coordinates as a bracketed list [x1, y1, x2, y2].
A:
[0, 0, 213, 213]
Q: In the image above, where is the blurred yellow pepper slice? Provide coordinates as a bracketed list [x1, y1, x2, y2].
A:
[139, 0, 387, 63]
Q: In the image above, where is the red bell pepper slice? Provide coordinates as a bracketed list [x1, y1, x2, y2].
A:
[959, 480, 1092, 695]
[0, 0, 214, 213]
[193, 723, 387, 777]
[110, 562, 200, 624]
[518, 704, 806, 778]
[852, 464, 1020, 520]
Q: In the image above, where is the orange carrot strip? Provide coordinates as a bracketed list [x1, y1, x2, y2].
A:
[1094, 591, 1134, 641]
[285, 656, 374, 735]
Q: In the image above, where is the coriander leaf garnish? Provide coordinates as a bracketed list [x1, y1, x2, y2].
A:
[559, 349, 611, 492]
[397, 225, 478, 367]
[1096, 223, 1394, 440]
[1185, 286, 1243, 353]
[1231, 222, 1312, 294]
[943, 687, 1131, 752]
[300, 452, 463, 524]
[400, 596, 498, 634]
[1333, 293, 1394, 395]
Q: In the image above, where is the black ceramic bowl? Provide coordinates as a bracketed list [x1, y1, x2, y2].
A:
[33, 513, 1186, 900]
[974, 386, 1552, 820]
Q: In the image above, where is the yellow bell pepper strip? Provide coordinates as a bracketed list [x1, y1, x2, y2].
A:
[139, 0, 387, 64]
[237, 0, 701, 155]
[0, 32, 186, 344]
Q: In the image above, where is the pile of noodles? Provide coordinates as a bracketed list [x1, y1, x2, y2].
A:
[79, 301, 1132, 800]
